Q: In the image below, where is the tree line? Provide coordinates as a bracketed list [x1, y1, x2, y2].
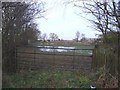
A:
[2, 2, 45, 73]
[72, 0, 120, 87]
[38, 32, 59, 41]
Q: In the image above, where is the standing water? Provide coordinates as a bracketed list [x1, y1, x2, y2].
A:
[36, 46, 93, 56]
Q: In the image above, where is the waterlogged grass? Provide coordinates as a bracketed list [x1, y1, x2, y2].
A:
[32, 41, 95, 49]
[75, 45, 95, 50]
[3, 70, 93, 88]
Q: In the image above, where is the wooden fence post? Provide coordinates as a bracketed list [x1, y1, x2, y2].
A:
[53, 46, 55, 70]
[16, 47, 18, 69]
[33, 46, 36, 70]
[92, 47, 96, 69]
[54, 47, 55, 70]
[15, 46, 17, 72]
[92, 49, 94, 69]
[72, 49, 75, 71]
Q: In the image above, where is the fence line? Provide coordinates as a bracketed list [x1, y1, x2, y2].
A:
[16, 45, 94, 71]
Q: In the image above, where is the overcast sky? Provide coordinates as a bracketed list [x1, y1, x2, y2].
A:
[34, 0, 102, 40]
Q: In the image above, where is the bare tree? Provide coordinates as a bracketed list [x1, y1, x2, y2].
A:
[75, 31, 80, 42]
[73, 0, 120, 87]
[74, 0, 120, 42]
[42, 33, 47, 41]
[49, 33, 59, 41]
[80, 33, 85, 42]
[2, 2, 45, 73]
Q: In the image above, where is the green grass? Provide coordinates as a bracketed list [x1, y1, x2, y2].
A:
[3, 70, 93, 88]
[75, 45, 95, 49]
[32, 41, 95, 48]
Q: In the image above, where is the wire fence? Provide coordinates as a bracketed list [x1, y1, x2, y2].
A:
[16, 45, 95, 72]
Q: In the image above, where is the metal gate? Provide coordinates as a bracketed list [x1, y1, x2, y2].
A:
[16, 45, 94, 71]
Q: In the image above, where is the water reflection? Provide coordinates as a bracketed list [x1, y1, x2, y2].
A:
[37, 46, 93, 55]
[38, 46, 75, 52]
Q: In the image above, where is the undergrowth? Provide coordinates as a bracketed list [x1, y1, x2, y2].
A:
[3, 70, 93, 88]
[3, 67, 118, 88]
[89, 67, 118, 88]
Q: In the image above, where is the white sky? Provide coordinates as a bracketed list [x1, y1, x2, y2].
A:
[34, 0, 101, 40]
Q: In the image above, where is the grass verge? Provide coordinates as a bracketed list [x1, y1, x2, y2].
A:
[3, 70, 94, 88]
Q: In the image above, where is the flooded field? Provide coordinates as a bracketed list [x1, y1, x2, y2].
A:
[17, 46, 93, 71]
